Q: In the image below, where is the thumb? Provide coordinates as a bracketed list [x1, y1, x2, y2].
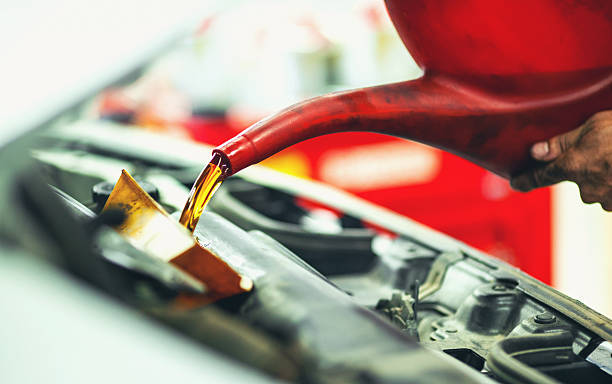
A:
[530, 126, 582, 161]
[511, 155, 572, 192]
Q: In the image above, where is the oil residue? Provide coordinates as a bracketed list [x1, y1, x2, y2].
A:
[179, 153, 229, 232]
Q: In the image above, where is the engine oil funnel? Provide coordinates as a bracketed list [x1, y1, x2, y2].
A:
[102, 170, 252, 305]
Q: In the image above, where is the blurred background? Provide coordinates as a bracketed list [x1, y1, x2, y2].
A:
[5, 0, 611, 317]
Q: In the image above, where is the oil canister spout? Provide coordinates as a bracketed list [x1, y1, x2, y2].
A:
[215, 72, 612, 178]
[214, 0, 612, 178]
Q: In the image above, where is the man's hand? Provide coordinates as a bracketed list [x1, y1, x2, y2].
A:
[511, 111, 612, 211]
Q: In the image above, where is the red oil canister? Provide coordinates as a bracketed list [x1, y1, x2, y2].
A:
[215, 0, 612, 178]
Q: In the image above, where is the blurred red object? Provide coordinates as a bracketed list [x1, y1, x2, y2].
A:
[183, 115, 234, 145]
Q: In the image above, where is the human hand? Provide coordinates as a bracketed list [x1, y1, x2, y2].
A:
[511, 111, 612, 211]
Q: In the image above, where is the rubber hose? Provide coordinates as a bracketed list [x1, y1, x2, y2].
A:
[486, 331, 574, 384]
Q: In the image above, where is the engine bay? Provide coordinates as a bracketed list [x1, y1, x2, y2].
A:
[1, 120, 610, 384]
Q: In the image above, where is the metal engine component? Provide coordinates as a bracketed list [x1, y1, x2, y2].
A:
[375, 291, 419, 339]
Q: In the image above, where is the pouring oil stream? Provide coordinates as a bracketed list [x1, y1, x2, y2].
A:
[179, 153, 229, 232]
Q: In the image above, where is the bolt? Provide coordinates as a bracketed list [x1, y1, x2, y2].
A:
[534, 312, 556, 324]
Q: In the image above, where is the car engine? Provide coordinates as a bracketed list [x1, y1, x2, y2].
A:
[1, 120, 610, 384]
